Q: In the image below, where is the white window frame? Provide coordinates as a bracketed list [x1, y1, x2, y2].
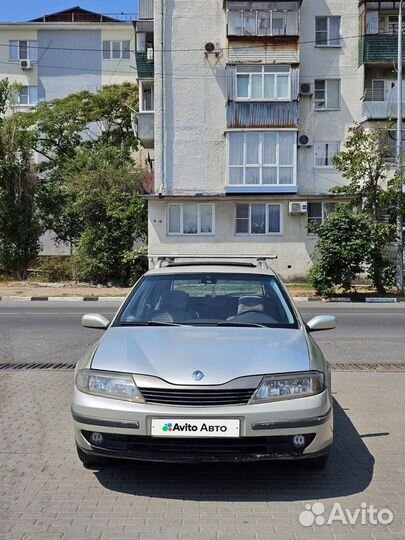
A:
[235, 203, 283, 236]
[9, 40, 37, 61]
[314, 79, 341, 110]
[315, 16, 341, 47]
[167, 203, 215, 236]
[235, 65, 291, 102]
[139, 80, 154, 112]
[314, 142, 340, 168]
[227, 130, 297, 187]
[307, 202, 336, 233]
[16, 86, 38, 107]
[102, 40, 131, 60]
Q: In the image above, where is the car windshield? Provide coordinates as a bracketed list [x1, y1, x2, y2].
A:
[117, 273, 298, 328]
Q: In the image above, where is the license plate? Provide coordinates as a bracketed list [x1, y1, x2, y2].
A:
[151, 418, 240, 438]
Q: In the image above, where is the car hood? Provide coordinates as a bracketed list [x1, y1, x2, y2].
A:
[91, 327, 310, 385]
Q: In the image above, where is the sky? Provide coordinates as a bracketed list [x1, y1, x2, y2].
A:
[0, 1, 139, 22]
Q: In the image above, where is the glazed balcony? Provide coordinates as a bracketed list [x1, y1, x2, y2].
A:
[227, 2, 300, 38]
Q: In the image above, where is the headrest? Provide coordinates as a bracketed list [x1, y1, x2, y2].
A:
[160, 290, 189, 310]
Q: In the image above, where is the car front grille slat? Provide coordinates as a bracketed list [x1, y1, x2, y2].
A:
[138, 387, 256, 406]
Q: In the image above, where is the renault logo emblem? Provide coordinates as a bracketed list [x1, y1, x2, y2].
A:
[192, 370, 204, 381]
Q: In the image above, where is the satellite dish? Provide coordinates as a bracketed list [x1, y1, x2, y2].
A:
[205, 42, 216, 53]
[388, 120, 405, 141]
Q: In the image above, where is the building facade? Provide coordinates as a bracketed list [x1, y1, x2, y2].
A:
[136, 1, 404, 279]
[0, 6, 137, 254]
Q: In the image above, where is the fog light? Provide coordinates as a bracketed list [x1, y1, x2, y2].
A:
[292, 434, 306, 448]
[90, 432, 103, 445]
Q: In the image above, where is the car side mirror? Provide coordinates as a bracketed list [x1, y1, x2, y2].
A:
[307, 315, 336, 332]
[82, 314, 110, 330]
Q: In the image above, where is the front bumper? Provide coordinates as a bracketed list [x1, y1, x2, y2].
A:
[72, 388, 333, 463]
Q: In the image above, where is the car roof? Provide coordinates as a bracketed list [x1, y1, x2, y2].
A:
[145, 264, 278, 277]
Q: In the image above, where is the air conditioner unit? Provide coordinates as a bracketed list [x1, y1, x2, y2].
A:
[146, 47, 154, 62]
[204, 42, 221, 57]
[300, 82, 313, 96]
[289, 201, 308, 215]
[298, 134, 314, 147]
[20, 59, 32, 70]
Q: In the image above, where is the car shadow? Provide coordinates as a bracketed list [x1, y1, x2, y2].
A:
[94, 399, 374, 501]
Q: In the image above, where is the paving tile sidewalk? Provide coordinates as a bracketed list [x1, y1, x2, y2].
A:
[0, 371, 404, 540]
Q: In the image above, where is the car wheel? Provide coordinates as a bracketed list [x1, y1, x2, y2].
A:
[76, 444, 106, 469]
[306, 452, 329, 470]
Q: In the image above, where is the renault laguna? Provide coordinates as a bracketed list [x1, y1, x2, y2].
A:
[72, 257, 335, 468]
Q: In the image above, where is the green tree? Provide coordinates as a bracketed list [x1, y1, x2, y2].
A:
[62, 145, 147, 285]
[0, 80, 44, 279]
[332, 126, 396, 293]
[308, 205, 373, 297]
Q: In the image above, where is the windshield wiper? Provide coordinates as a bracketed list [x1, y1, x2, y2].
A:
[120, 321, 186, 327]
[216, 322, 268, 328]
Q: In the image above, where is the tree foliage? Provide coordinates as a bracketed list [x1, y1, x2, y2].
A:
[0, 80, 45, 279]
[308, 205, 373, 297]
[331, 126, 397, 293]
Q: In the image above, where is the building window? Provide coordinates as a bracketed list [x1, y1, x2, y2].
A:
[308, 202, 336, 231]
[9, 40, 37, 61]
[236, 65, 291, 101]
[315, 16, 341, 46]
[228, 131, 296, 186]
[16, 86, 38, 106]
[102, 40, 131, 60]
[314, 79, 340, 110]
[314, 142, 340, 167]
[140, 81, 154, 112]
[227, 1, 299, 37]
[235, 203, 282, 235]
[168, 204, 214, 235]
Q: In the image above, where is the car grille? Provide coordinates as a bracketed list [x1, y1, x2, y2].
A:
[138, 387, 257, 406]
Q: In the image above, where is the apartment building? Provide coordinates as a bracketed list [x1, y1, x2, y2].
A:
[0, 6, 137, 254]
[0, 6, 136, 106]
[136, 0, 404, 279]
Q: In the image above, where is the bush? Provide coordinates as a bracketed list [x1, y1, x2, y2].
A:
[32, 256, 73, 282]
[307, 206, 372, 297]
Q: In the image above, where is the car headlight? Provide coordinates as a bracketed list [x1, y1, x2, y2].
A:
[75, 369, 145, 403]
[249, 371, 325, 404]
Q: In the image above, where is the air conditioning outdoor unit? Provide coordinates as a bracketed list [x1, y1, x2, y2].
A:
[298, 133, 314, 147]
[289, 201, 308, 215]
[146, 47, 154, 62]
[20, 59, 32, 70]
[300, 82, 313, 96]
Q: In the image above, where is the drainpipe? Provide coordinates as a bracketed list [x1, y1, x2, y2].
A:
[159, 0, 166, 195]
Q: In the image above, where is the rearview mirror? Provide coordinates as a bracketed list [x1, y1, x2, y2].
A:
[307, 315, 336, 332]
[82, 314, 110, 330]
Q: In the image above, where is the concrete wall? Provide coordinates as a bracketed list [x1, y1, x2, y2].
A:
[148, 199, 321, 280]
[101, 28, 135, 86]
[154, 0, 228, 194]
[299, 0, 361, 195]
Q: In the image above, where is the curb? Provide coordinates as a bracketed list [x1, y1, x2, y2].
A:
[293, 297, 403, 303]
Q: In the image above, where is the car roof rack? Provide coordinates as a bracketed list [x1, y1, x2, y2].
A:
[153, 255, 277, 270]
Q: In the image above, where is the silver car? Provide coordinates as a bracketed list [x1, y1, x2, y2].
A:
[72, 257, 335, 468]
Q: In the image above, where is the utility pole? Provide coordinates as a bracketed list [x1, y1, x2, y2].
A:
[396, 0, 404, 295]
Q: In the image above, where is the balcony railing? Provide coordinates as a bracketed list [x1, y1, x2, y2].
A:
[362, 88, 405, 119]
[227, 9, 299, 37]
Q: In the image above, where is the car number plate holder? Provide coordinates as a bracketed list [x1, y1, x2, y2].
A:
[151, 418, 240, 437]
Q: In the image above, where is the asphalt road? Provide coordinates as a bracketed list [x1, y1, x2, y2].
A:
[0, 301, 404, 365]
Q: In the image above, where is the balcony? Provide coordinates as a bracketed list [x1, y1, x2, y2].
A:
[227, 8, 300, 38]
[139, 0, 153, 20]
[360, 34, 405, 64]
[227, 102, 299, 129]
[362, 88, 405, 120]
[137, 112, 154, 149]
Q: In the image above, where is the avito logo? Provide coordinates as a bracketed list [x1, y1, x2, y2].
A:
[162, 422, 228, 433]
